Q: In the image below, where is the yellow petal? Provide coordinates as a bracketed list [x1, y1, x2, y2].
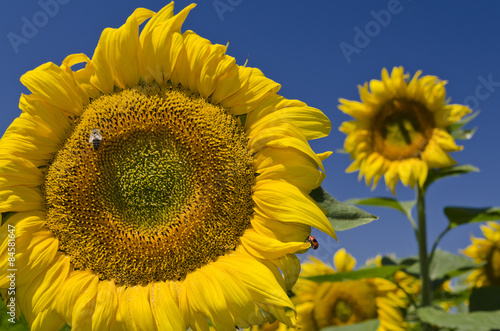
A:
[31, 307, 66, 331]
[92, 280, 118, 331]
[71, 276, 99, 330]
[32, 254, 70, 314]
[0, 186, 43, 213]
[52, 270, 96, 323]
[119, 285, 157, 331]
[217, 251, 294, 310]
[206, 265, 264, 328]
[139, 3, 195, 85]
[221, 67, 281, 115]
[246, 96, 331, 140]
[241, 228, 309, 260]
[97, 8, 155, 89]
[254, 147, 325, 192]
[253, 180, 336, 239]
[150, 281, 186, 331]
[333, 248, 356, 272]
[20, 62, 86, 114]
[184, 269, 235, 330]
[210, 55, 243, 104]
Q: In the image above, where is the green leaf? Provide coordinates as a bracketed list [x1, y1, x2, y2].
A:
[417, 306, 500, 331]
[429, 249, 478, 280]
[321, 319, 379, 331]
[444, 206, 500, 228]
[304, 265, 403, 283]
[310, 187, 378, 231]
[424, 164, 479, 190]
[470, 286, 500, 312]
[345, 197, 415, 220]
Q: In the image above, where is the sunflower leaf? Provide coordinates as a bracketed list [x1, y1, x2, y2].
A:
[303, 265, 403, 283]
[444, 206, 500, 228]
[416, 306, 500, 331]
[470, 286, 500, 312]
[321, 319, 379, 331]
[345, 197, 415, 220]
[428, 249, 477, 280]
[424, 164, 479, 190]
[310, 187, 378, 231]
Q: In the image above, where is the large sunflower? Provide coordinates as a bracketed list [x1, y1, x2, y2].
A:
[253, 249, 411, 330]
[0, 3, 335, 330]
[462, 222, 500, 287]
[339, 67, 471, 193]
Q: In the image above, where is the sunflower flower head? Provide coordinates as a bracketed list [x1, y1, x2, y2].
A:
[280, 249, 410, 331]
[339, 67, 472, 193]
[462, 222, 500, 287]
[0, 3, 335, 330]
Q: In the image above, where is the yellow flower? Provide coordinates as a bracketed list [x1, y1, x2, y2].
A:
[257, 249, 411, 331]
[463, 222, 500, 287]
[0, 3, 335, 330]
[339, 67, 471, 193]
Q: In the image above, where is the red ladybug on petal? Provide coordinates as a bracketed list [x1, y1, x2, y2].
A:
[306, 235, 318, 250]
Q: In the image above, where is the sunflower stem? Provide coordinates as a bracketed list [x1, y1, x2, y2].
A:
[416, 185, 432, 330]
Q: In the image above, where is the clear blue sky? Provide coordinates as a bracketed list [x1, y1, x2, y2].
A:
[1, 1, 499, 266]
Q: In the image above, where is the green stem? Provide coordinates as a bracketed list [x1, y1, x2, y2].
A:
[428, 225, 451, 267]
[417, 185, 431, 307]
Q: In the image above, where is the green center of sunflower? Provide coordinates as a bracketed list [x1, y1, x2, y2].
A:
[485, 244, 500, 286]
[44, 84, 255, 286]
[372, 98, 435, 160]
[313, 281, 378, 328]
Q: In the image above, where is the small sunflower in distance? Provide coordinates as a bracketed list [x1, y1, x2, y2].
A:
[0, 3, 334, 330]
[339, 67, 471, 193]
[256, 249, 410, 331]
[463, 222, 500, 287]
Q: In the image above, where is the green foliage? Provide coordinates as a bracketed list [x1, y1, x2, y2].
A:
[470, 286, 500, 312]
[345, 197, 415, 220]
[444, 206, 500, 228]
[303, 265, 403, 283]
[417, 306, 500, 331]
[428, 249, 478, 280]
[310, 187, 378, 231]
[423, 164, 479, 190]
[0, 297, 30, 331]
[321, 319, 379, 331]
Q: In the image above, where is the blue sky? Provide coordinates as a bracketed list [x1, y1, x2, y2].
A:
[1, 1, 499, 267]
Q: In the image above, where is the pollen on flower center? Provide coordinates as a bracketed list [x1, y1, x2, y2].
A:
[372, 98, 435, 160]
[43, 84, 255, 286]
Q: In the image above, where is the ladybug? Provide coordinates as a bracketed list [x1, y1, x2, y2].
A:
[306, 235, 318, 250]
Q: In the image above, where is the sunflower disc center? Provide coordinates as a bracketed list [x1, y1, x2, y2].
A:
[372, 98, 435, 160]
[44, 84, 255, 286]
[313, 281, 378, 328]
